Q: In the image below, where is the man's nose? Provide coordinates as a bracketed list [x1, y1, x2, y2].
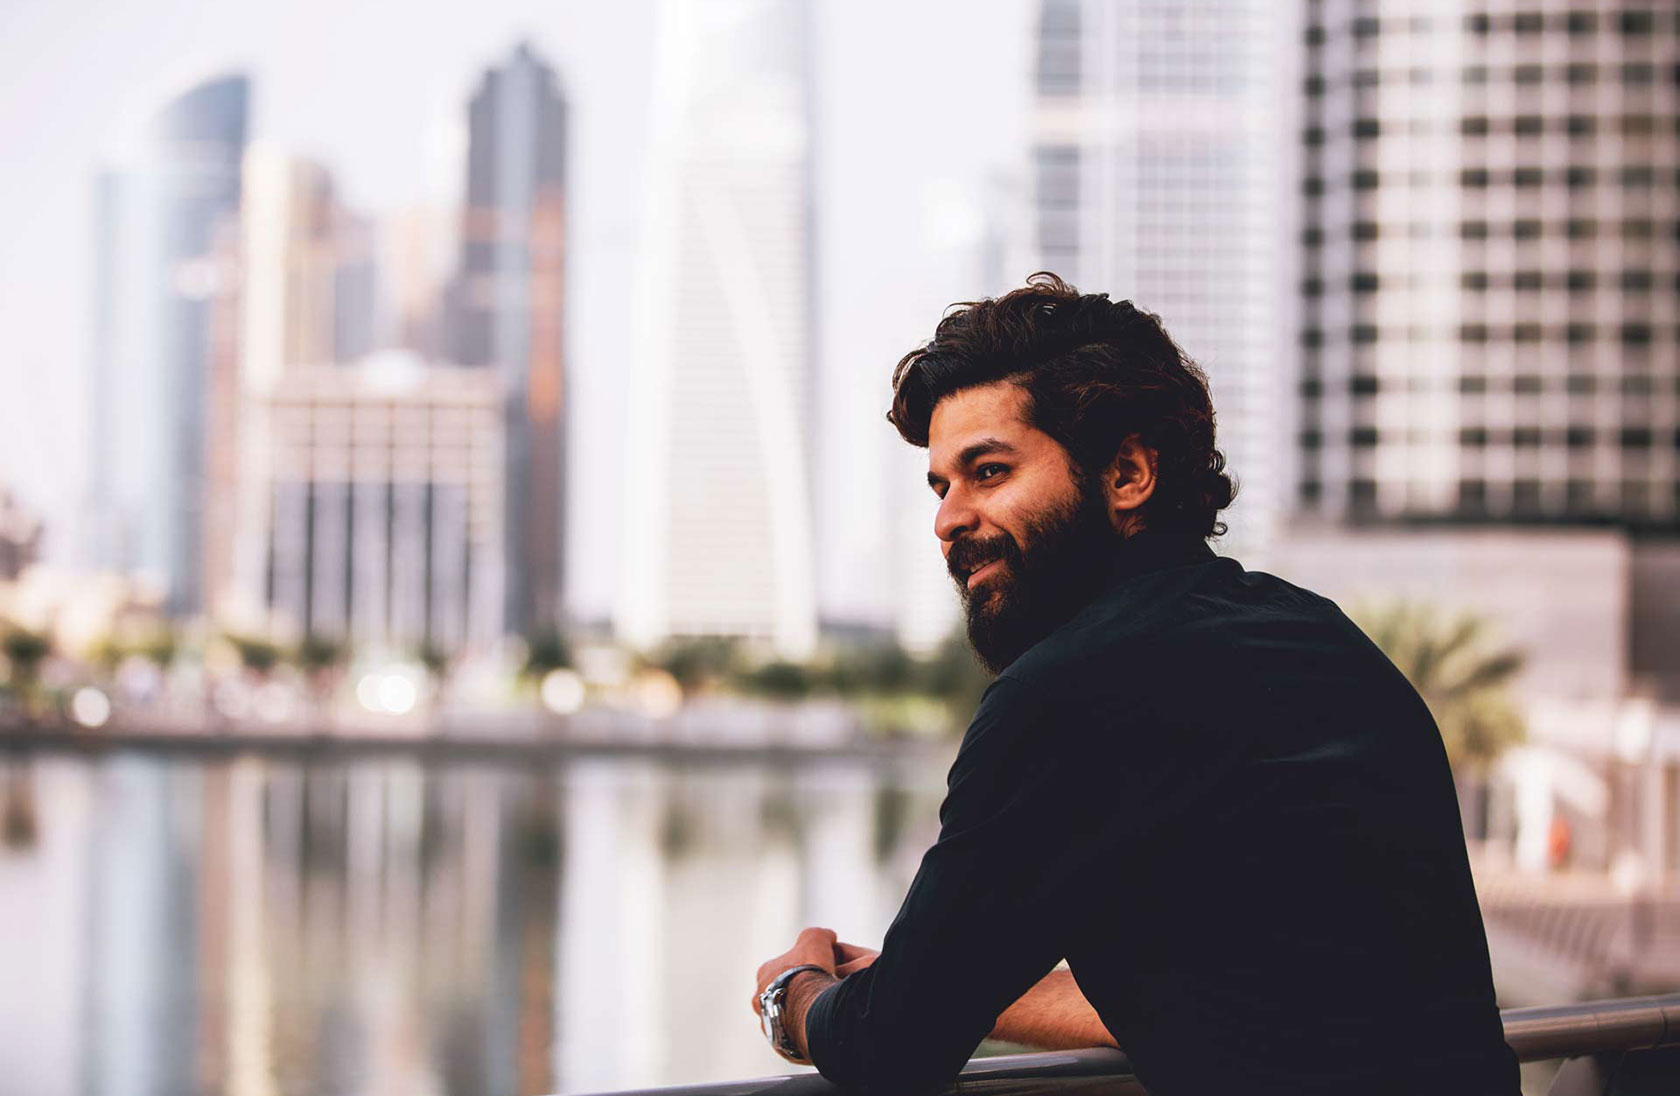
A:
[934, 486, 979, 544]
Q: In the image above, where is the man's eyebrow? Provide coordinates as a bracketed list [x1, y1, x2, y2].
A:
[926, 438, 1019, 488]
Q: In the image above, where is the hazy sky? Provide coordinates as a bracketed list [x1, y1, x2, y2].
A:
[0, 0, 1031, 621]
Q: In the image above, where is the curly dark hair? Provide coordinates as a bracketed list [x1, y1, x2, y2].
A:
[887, 272, 1236, 539]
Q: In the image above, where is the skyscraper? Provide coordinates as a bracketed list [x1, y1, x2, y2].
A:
[615, 0, 819, 660]
[86, 73, 250, 615]
[453, 43, 570, 638]
[1298, 4, 1680, 530]
[1026, 0, 1298, 558]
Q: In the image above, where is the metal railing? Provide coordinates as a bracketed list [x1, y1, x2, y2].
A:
[574, 993, 1680, 1096]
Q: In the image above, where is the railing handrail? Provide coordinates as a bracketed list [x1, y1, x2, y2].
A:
[567, 992, 1680, 1096]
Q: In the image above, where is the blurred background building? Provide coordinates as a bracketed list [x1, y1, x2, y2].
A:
[450, 43, 571, 640]
[615, 0, 820, 659]
[83, 73, 250, 617]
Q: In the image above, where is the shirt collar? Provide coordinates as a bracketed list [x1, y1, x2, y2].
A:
[1100, 525, 1217, 589]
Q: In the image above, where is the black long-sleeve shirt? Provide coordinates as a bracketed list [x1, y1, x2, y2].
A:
[805, 529, 1520, 1096]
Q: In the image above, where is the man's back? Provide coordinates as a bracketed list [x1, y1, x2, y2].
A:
[1005, 534, 1521, 1094]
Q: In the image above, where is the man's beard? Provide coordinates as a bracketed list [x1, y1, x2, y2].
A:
[946, 468, 1123, 675]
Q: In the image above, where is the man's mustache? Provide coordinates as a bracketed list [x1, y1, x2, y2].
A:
[948, 534, 1018, 583]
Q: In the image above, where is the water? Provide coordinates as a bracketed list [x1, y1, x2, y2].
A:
[0, 749, 950, 1096]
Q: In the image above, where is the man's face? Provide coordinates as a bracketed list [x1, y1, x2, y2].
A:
[926, 382, 1122, 673]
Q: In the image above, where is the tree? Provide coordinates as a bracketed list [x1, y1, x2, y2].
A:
[522, 629, 573, 680]
[1352, 602, 1526, 772]
[226, 633, 282, 677]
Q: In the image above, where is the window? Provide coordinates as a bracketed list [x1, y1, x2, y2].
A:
[1352, 169, 1380, 190]
[1513, 167, 1544, 188]
[1514, 64, 1544, 85]
[1301, 327, 1324, 348]
[1513, 427, 1542, 448]
[1566, 426, 1595, 447]
[1566, 376, 1597, 395]
[1352, 221, 1380, 241]
[1566, 115, 1597, 137]
[1566, 166, 1597, 189]
[1566, 323, 1596, 344]
[1351, 272, 1380, 293]
[1458, 480, 1488, 510]
[1566, 270, 1596, 291]
[1512, 11, 1543, 33]
[1621, 323, 1653, 346]
[1621, 269, 1654, 291]
[1351, 427, 1379, 448]
[1299, 428, 1323, 450]
[1514, 115, 1544, 136]
[1465, 13, 1491, 34]
[1300, 377, 1324, 398]
[1461, 116, 1490, 136]
[1302, 227, 1325, 247]
[1514, 375, 1543, 394]
[1460, 427, 1490, 447]
[1304, 24, 1326, 45]
[1351, 323, 1380, 344]
[1564, 12, 1597, 34]
[1566, 218, 1598, 239]
[1462, 271, 1490, 290]
[1305, 75, 1328, 96]
[1462, 64, 1489, 85]
[1621, 165, 1656, 187]
[1353, 118, 1381, 139]
[1513, 480, 1543, 513]
[1617, 11, 1655, 35]
[1514, 322, 1542, 342]
[1621, 427, 1653, 449]
[1622, 374, 1655, 395]
[1460, 323, 1490, 343]
[1622, 63, 1655, 85]
[1565, 63, 1598, 85]
[1513, 219, 1542, 240]
[1302, 276, 1326, 297]
[1622, 115, 1656, 136]
[1460, 168, 1491, 188]
[1622, 218, 1654, 241]
[1303, 175, 1326, 197]
[1351, 375, 1380, 395]
[1460, 375, 1488, 394]
[1304, 125, 1326, 146]
[1461, 220, 1490, 240]
[1513, 272, 1543, 292]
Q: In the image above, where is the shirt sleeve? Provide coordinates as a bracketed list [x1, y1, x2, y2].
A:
[804, 675, 1102, 1096]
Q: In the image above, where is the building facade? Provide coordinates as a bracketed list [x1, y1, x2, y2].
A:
[257, 354, 504, 654]
[615, 0, 819, 658]
[453, 43, 570, 638]
[1027, 0, 1298, 558]
[1298, 2, 1680, 528]
[86, 74, 250, 615]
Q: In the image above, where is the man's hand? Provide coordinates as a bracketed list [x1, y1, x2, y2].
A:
[751, 927, 843, 1063]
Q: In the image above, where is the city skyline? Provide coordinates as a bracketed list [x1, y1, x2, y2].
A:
[0, 0, 1033, 634]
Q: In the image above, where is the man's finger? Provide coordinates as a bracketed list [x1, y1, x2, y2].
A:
[836, 956, 876, 976]
[834, 940, 879, 962]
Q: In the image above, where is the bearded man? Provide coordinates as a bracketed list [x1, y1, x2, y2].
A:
[751, 275, 1520, 1096]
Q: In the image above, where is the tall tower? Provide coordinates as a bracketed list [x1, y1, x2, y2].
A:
[454, 43, 570, 638]
[1026, 0, 1297, 558]
[86, 73, 250, 615]
[1298, 3, 1680, 531]
[615, 0, 819, 659]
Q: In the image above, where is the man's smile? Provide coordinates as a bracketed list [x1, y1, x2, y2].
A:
[965, 559, 1003, 589]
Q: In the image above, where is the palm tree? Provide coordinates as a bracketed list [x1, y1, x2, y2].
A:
[1352, 601, 1526, 773]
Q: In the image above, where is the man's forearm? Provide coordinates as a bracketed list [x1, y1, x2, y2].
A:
[786, 968, 841, 1062]
[989, 969, 1117, 1050]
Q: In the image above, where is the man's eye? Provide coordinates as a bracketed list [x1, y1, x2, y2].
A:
[976, 463, 1007, 482]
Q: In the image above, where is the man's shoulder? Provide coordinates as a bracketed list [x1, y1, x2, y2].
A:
[1006, 553, 1351, 682]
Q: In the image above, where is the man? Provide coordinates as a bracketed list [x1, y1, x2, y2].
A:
[751, 275, 1520, 1095]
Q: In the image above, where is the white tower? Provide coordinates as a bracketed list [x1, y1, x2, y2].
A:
[617, 0, 819, 659]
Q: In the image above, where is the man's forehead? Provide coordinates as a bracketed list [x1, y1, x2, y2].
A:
[928, 383, 1031, 452]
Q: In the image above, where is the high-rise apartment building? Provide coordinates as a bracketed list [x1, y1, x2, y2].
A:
[453, 43, 570, 638]
[257, 353, 504, 653]
[1298, 3, 1679, 529]
[615, 0, 819, 659]
[86, 74, 250, 615]
[1027, 0, 1297, 557]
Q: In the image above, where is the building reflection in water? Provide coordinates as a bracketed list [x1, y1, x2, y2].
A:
[0, 752, 944, 1096]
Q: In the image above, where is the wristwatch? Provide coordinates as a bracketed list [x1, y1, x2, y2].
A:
[757, 963, 828, 1062]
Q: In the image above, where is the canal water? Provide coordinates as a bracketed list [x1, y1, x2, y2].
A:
[0, 749, 951, 1096]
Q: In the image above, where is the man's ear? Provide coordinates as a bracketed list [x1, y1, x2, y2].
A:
[1101, 435, 1158, 535]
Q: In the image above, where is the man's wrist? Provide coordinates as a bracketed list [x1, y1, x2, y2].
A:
[781, 967, 839, 1062]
